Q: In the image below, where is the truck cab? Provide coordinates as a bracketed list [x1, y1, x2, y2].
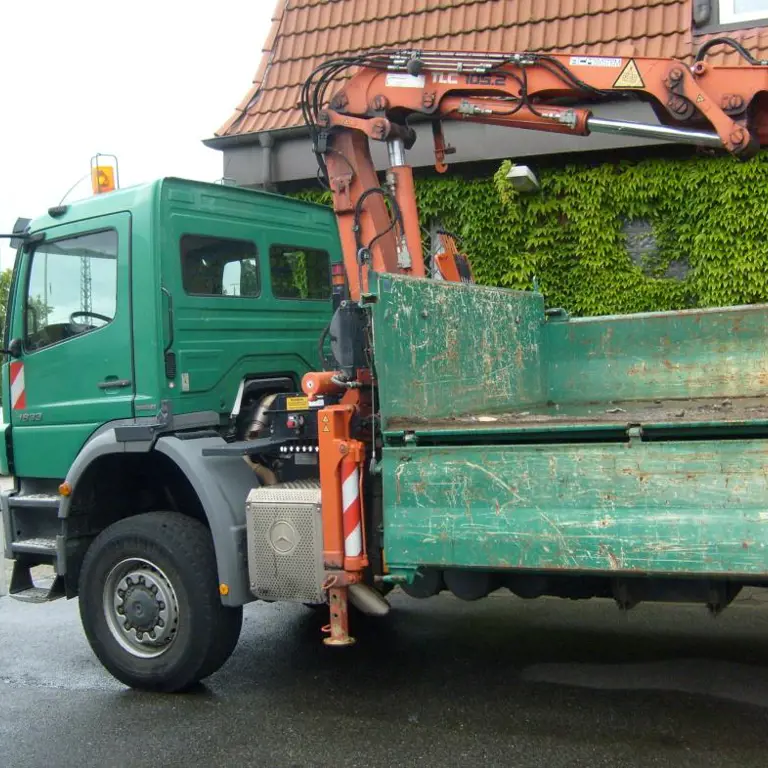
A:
[1, 178, 341, 688]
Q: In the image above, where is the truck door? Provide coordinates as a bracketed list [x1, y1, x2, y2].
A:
[7, 212, 134, 479]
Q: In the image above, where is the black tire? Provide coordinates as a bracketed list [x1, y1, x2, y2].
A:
[78, 511, 242, 692]
[197, 599, 243, 680]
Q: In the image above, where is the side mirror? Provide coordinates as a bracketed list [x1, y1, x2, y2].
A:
[10, 218, 31, 249]
[3, 338, 22, 359]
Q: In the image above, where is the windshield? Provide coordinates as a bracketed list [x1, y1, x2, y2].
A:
[25, 229, 118, 351]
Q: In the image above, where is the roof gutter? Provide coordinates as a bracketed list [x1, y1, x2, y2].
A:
[202, 110, 437, 150]
[203, 123, 310, 150]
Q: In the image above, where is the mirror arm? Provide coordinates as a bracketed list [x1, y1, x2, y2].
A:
[2, 339, 22, 359]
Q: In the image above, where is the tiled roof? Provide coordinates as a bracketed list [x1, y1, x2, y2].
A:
[215, 0, 768, 139]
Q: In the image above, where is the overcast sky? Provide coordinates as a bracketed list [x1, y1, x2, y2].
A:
[0, 0, 275, 270]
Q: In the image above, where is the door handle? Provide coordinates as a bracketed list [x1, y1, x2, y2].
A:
[98, 378, 132, 390]
[161, 286, 174, 352]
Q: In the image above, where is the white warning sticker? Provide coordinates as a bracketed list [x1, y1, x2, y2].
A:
[385, 73, 426, 88]
[569, 56, 623, 68]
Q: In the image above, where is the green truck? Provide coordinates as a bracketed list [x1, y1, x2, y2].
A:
[8, 37, 768, 694]
[1, 179, 343, 689]
[4, 174, 768, 692]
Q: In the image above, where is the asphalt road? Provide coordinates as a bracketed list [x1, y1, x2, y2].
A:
[3, 591, 768, 768]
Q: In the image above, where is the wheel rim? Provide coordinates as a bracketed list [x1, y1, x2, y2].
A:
[103, 557, 180, 659]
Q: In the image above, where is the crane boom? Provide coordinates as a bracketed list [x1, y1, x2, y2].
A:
[302, 42, 768, 300]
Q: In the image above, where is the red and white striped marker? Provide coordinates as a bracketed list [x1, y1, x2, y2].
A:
[10, 361, 25, 411]
[341, 456, 362, 558]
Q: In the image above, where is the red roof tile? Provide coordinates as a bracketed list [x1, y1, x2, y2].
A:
[215, 0, 768, 138]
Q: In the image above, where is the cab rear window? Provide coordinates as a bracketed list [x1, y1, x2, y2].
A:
[269, 245, 331, 300]
[181, 235, 260, 297]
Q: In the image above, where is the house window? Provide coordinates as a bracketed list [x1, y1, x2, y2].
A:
[719, 0, 768, 24]
[269, 245, 331, 300]
[181, 235, 260, 297]
[623, 219, 659, 270]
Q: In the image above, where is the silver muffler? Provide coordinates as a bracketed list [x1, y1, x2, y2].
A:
[348, 583, 391, 616]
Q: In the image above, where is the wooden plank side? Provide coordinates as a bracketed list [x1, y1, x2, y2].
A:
[546, 303, 768, 404]
[382, 440, 768, 576]
[370, 274, 545, 423]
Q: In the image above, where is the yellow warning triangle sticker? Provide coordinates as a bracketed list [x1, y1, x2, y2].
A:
[322, 424, 330, 432]
[613, 59, 644, 89]
[322, 414, 330, 423]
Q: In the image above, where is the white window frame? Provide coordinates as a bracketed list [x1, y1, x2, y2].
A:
[719, 0, 768, 24]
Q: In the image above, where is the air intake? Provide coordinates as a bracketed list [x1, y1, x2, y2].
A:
[246, 480, 324, 603]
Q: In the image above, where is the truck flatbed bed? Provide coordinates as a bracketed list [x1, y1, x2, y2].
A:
[387, 395, 768, 434]
[371, 276, 768, 439]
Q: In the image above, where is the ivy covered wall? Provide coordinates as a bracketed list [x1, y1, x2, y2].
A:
[292, 150, 768, 316]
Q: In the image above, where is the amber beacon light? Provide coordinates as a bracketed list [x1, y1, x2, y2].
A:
[91, 153, 119, 195]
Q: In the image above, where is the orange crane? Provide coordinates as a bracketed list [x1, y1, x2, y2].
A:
[302, 39, 768, 301]
[299, 39, 768, 644]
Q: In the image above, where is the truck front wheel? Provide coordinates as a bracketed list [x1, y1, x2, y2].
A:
[78, 511, 242, 692]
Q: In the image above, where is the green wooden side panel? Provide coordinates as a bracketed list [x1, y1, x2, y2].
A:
[545, 304, 768, 404]
[382, 440, 768, 576]
[370, 274, 545, 424]
[370, 274, 768, 435]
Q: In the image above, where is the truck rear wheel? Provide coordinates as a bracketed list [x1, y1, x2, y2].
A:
[78, 511, 242, 692]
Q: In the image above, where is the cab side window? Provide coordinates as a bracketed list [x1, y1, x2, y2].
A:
[269, 246, 331, 300]
[181, 235, 260, 297]
[25, 230, 118, 352]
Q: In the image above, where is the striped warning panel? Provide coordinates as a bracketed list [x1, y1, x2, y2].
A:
[341, 458, 362, 557]
[10, 361, 25, 410]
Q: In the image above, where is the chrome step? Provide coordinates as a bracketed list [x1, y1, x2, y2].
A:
[8, 494, 60, 509]
[12, 586, 56, 603]
[9, 561, 64, 603]
[10, 537, 57, 556]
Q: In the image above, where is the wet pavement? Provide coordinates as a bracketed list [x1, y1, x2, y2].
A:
[2, 591, 768, 767]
